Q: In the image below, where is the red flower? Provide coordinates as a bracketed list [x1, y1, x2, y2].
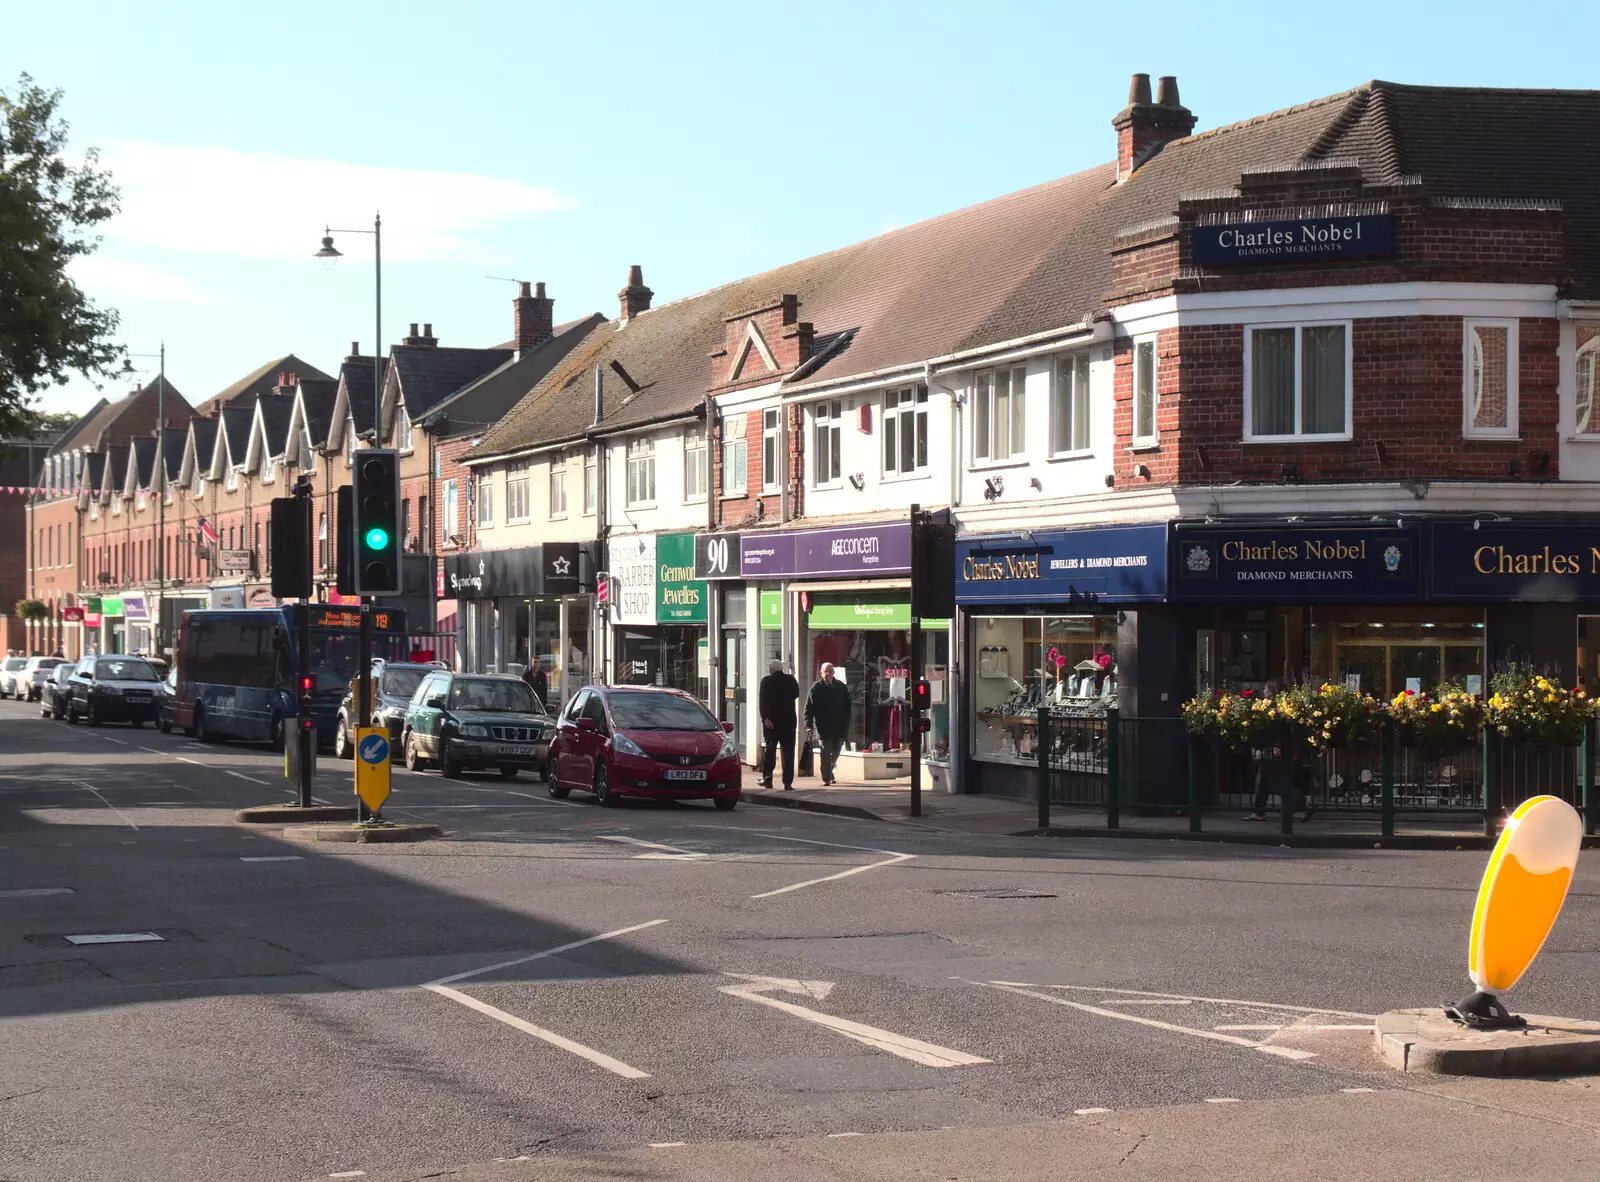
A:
[1240, 689, 1256, 698]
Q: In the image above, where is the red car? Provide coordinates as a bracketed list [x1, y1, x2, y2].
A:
[548, 685, 741, 809]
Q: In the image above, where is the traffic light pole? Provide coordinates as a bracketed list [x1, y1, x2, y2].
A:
[358, 599, 373, 823]
[909, 503, 922, 819]
[295, 598, 313, 808]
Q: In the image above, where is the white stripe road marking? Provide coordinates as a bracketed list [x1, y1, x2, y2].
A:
[597, 834, 708, 859]
[1204, 1097, 1242, 1104]
[240, 856, 305, 863]
[224, 770, 269, 785]
[97, 736, 129, 745]
[65, 932, 163, 945]
[705, 829, 916, 899]
[422, 985, 651, 1079]
[426, 918, 669, 987]
[1215, 1025, 1283, 1031]
[975, 982, 1318, 1062]
[1342, 1088, 1377, 1094]
[649, 1143, 687, 1149]
[75, 782, 139, 831]
[1106, 998, 1193, 1006]
[986, 982, 1377, 1020]
[750, 853, 915, 898]
[1074, 1108, 1112, 1115]
[0, 888, 74, 899]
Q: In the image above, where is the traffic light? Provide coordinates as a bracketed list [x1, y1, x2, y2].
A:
[351, 450, 401, 595]
[912, 678, 932, 712]
[269, 495, 312, 599]
[298, 671, 316, 730]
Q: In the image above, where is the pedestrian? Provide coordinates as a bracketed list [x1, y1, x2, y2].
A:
[803, 662, 852, 786]
[757, 659, 800, 790]
[522, 656, 548, 710]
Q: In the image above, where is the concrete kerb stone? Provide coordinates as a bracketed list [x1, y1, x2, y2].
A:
[742, 793, 884, 822]
[235, 805, 359, 824]
[1376, 1008, 1600, 1075]
[283, 822, 441, 844]
[1026, 827, 1600, 851]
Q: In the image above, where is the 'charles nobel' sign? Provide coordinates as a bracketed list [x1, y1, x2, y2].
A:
[1191, 214, 1395, 267]
[956, 525, 1168, 604]
[1432, 523, 1600, 601]
[1173, 525, 1420, 601]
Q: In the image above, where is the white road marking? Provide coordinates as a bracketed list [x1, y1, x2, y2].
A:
[97, 736, 129, 745]
[329, 1172, 367, 1178]
[976, 982, 1319, 1061]
[65, 932, 163, 945]
[1342, 1087, 1376, 1094]
[422, 984, 651, 1079]
[1074, 1108, 1112, 1115]
[1107, 998, 1192, 1006]
[0, 888, 74, 899]
[826, 1132, 864, 1138]
[687, 828, 919, 899]
[750, 853, 913, 898]
[719, 975, 989, 1069]
[987, 982, 1376, 1020]
[224, 770, 269, 785]
[649, 1142, 687, 1149]
[1215, 1024, 1283, 1031]
[75, 781, 140, 831]
[598, 834, 707, 859]
[240, 856, 305, 863]
[424, 918, 669, 988]
[1204, 1097, 1241, 1104]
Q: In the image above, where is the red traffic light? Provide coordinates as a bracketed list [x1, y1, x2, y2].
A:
[912, 678, 932, 711]
[299, 674, 316, 694]
[916, 716, 932, 733]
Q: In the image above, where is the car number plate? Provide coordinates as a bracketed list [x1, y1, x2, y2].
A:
[502, 746, 539, 757]
[664, 768, 708, 781]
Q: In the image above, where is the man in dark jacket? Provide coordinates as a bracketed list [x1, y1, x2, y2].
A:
[757, 659, 800, 790]
[803, 662, 852, 786]
[522, 657, 549, 711]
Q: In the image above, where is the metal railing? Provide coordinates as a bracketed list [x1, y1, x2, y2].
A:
[1035, 707, 1600, 838]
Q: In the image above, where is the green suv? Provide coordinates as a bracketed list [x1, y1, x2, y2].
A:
[402, 671, 553, 780]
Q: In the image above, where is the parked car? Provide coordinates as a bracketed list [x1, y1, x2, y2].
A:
[39, 663, 76, 719]
[157, 666, 180, 733]
[548, 685, 741, 809]
[402, 671, 552, 779]
[23, 656, 66, 702]
[335, 660, 440, 759]
[64, 656, 163, 727]
[0, 656, 29, 699]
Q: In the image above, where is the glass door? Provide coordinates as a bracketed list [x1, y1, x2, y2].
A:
[722, 629, 746, 756]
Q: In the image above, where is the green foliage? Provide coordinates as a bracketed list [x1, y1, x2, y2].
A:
[13, 598, 48, 622]
[0, 74, 123, 435]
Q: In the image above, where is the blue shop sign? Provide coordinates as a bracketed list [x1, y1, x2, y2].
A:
[1172, 524, 1421, 602]
[1191, 214, 1395, 267]
[1432, 522, 1600, 602]
[956, 524, 1167, 604]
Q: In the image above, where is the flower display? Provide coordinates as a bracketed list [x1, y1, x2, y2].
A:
[1388, 687, 1483, 749]
[1275, 682, 1382, 749]
[1180, 692, 1285, 748]
[1485, 668, 1593, 747]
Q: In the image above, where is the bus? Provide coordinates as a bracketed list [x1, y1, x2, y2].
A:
[173, 605, 409, 747]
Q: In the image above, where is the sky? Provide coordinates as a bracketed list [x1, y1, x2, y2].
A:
[8, 0, 1598, 417]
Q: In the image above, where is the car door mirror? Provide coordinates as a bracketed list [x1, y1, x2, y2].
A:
[721, 721, 736, 733]
[426, 695, 446, 710]
[81, 670, 93, 681]
[576, 716, 597, 732]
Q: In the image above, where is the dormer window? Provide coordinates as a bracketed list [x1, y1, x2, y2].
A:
[226, 466, 239, 491]
[345, 416, 357, 466]
[263, 455, 276, 483]
[396, 407, 413, 452]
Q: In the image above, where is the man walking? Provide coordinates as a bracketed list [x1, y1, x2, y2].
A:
[803, 662, 852, 786]
[757, 659, 800, 790]
[522, 656, 549, 711]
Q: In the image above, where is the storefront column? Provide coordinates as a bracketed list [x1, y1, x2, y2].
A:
[1487, 602, 1578, 687]
[1115, 605, 1184, 719]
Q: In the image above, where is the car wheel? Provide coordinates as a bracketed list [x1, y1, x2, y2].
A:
[86, 701, 102, 727]
[54, 700, 66, 720]
[439, 740, 461, 779]
[335, 721, 352, 760]
[541, 754, 554, 784]
[195, 706, 213, 743]
[714, 797, 738, 811]
[405, 734, 428, 772]
[131, 719, 144, 729]
[595, 762, 621, 807]
[499, 766, 518, 780]
[548, 781, 571, 799]
[269, 713, 285, 752]
[159, 715, 173, 734]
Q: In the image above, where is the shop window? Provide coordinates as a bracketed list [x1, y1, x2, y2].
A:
[1463, 320, 1518, 439]
[626, 437, 656, 506]
[476, 470, 494, 527]
[549, 460, 567, 519]
[1577, 330, 1600, 436]
[721, 414, 747, 495]
[804, 599, 949, 758]
[1245, 323, 1349, 442]
[762, 408, 781, 493]
[883, 384, 928, 476]
[683, 432, 706, 501]
[1133, 339, 1158, 444]
[974, 366, 1026, 462]
[506, 462, 529, 522]
[1052, 352, 1091, 455]
[1307, 612, 1484, 698]
[812, 400, 842, 486]
[970, 615, 1117, 765]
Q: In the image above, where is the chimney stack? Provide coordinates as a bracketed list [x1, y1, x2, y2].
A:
[348, 341, 360, 359]
[618, 265, 653, 322]
[401, 323, 438, 348]
[1112, 72, 1196, 182]
[593, 364, 605, 426]
[514, 280, 555, 358]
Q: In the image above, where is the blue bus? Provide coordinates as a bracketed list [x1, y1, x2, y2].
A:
[173, 605, 409, 747]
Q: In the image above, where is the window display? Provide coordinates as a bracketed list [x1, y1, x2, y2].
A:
[971, 615, 1118, 764]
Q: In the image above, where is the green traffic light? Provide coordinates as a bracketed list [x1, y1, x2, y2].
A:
[364, 526, 390, 550]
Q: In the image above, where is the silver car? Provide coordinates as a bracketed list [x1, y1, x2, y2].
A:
[0, 656, 28, 699]
[22, 656, 66, 702]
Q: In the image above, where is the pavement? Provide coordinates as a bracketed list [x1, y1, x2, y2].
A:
[3, 698, 1600, 1181]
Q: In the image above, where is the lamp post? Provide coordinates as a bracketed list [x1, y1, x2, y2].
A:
[315, 214, 383, 822]
[124, 344, 168, 655]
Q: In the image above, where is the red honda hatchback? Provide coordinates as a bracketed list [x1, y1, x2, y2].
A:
[548, 685, 742, 809]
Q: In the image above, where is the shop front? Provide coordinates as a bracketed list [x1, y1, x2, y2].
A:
[606, 532, 709, 702]
[122, 593, 153, 655]
[957, 524, 1169, 798]
[444, 542, 598, 709]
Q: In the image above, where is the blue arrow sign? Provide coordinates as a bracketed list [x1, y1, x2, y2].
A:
[358, 733, 390, 764]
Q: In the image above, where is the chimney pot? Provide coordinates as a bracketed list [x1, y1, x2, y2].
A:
[350, 341, 360, 357]
[409, 322, 419, 337]
[1129, 73, 1152, 105]
[278, 371, 288, 387]
[423, 323, 433, 338]
[1114, 73, 1195, 181]
[519, 280, 531, 297]
[619, 265, 653, 322]
[514, 278, 554, 357]
[1156, 75, 1180, 107]
[535, 281, 546, 298]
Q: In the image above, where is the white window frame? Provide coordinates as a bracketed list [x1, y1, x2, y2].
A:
[395, 406, 413, 452]
[721, 413, 747, 495]
[441, 478, 459, 544]
[262, 455, 276, 484]
[1577, 332, 1600, 437]
[1131, 337, 1161, 447]
[883, 384, 929, 478]
[1462, 318, 1519, 440]
[549, 458, 568, 519]
[1240, 321, 1353, 444]
[972, 366, 1028, 464]
[476, 469, 494, 528]
[812, 399, 842, 487]
[506, 462, 530, 523]
[626, 436, 656, 507]
[583, 450, 597, 516]
[684, 432, 708, 502]
[225, 465, 239, 491]
[345, 416, 356, 466]
[761, 408, 781, 493]
[1051, 352, 1093, 457]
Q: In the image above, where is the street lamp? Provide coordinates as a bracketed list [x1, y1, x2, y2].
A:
[123, 344, 168, 656]
[313, 214, 382, 438]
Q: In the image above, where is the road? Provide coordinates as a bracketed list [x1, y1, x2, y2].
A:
[2, 698, 1600, 1180]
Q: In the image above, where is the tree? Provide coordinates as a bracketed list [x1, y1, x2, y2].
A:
[16, 407, 79, 438]
[0, 74, 123, 436]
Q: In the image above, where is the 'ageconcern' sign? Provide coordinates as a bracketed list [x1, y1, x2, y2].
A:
[1191, 215, 1395, 267]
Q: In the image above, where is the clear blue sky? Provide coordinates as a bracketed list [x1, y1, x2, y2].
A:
[9, 0, 1596, 415]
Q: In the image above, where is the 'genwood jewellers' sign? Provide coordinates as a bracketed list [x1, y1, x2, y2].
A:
[1191, 215, 1395, 266]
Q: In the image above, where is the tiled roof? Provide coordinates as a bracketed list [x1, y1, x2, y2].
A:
[188, 418, 219, 474]
[219, 404, 254, 466]
[297, 377, 339, 447]
[391, 345, 514, 420]
[57, 377, 190, 457]
[424, 315, 607, 438]
[105, 445, 129, 493]
[472, 80, 1600, 460]
[159, 427, 187, 483]
[47, 398, 109, 455]
[256, 393, 297, 457]
[195, 354, 330, 417]
[130, 436, 157, 488]
[341, 355, 385, 436]
[85, 451, 105, 492]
